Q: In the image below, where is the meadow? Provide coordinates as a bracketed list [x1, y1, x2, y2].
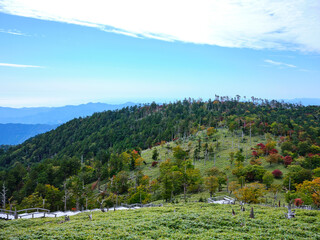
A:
[1, 203, 319, 239]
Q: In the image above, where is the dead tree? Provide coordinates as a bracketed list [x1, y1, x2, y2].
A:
[250, 207, 254, 218]
[62, 182, 70, 212]
[1, 183, 7, 209]
[97, 198, 105, 212]
[286, 202, 296, 219]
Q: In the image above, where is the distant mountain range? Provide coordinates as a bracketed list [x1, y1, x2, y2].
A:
[0, 102, 136, 125]
[0, 123, 58, 145]
[0, 102, 136, 145]
[281, 98, 320, 106]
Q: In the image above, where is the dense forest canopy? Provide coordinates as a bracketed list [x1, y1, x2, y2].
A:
[1, 97, 319, 169]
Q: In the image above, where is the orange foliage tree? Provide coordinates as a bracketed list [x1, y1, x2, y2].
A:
[296, 178, 320, 207]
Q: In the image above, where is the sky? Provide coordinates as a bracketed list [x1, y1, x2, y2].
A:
[0, 0, 319, 107]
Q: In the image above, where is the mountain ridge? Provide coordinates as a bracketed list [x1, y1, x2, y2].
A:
[0, 102, 136, 125]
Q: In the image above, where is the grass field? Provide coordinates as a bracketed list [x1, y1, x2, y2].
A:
[1, 203, 319, 239]
[141, 129, 288, 178]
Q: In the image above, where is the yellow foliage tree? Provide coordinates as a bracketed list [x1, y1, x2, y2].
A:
[204, 176, 219, 197]
[234, 182, 265, 203]
[296, 178, 320, 207]
[228, 181, 240, 194]
[207, 127, 216, 137]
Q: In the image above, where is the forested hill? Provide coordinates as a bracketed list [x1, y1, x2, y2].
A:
[0, 98, 319, 169]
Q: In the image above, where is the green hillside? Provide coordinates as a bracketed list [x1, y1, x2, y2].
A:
[0, 98, 319, 212]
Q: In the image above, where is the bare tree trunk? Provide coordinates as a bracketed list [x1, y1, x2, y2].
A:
[1, 183, 7, 209]
[63, 182, 69, 212]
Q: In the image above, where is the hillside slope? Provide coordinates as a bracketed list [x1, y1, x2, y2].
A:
[0, 99, 319, 168]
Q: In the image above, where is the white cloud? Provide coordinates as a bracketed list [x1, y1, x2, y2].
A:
[0, 28, 27, 36]
[264, 59, 296, 68]
[0, 0, 320, 52]
[0, 63, 43, 68]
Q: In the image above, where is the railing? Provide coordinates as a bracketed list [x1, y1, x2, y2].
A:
[121, 203, 163, 209]
[1, 203, 164, 220]
[16, 208, 50, 213]
[208, 195, 235, 204]
[0, 208, 52, 220]
[0, 209, 16, 220]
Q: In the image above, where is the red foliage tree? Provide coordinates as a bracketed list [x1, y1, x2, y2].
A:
[272, 169, 283, 179]
[269, 148, 278, 154]
[151, 161, 158, 167]
[294, 198, 304, 207]
[282, 155, 293, 167]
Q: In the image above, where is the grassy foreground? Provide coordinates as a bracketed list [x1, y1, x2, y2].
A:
[1, 203, 319, 240]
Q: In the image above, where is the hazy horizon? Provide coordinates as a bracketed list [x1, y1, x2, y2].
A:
[0, 97, 319, 108]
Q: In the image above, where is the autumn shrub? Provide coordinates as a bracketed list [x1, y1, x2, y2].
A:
[272, 169, 283, 179]
[283, 155, 293, 167]
[266, 153, 282, 165]
[294, 198, 304, 207]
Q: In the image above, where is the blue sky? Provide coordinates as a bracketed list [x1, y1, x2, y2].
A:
[0, 0, 319, 107]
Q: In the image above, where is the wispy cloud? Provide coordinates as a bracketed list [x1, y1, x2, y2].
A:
[0, 63, 43, 68]
[0, 0, 319, 52]
[264, 59, 296, 68]
[0, 28, 28, 36]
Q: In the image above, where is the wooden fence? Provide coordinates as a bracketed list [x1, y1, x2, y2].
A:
[0, 208, 52, 220]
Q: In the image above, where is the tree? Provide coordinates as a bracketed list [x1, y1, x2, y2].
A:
[272, 169, 283, 179]
[234, 182, 265, 203]
[20, 192, 49, 209]
[1, 183, 7, 209]
[233, 165, 266, 182]
[69, 176, 84, 211]
[127, 185, 151, 204]
[173, 145, 188, 166]
[313, 167, 320, 178]
[152, 148, 159, 161]
[283, 156, 293, 167]
[266, 153, 281, 165]
[229, 152, 235, 165]
[296, 178, 320, 207]
[235, 151, 245, 167]
[62, 181, 70, 212]
[207, 127, 216, 137]
[294, 198, 304, 207]
[228, 181, 240, 195]
[206, 167, 227, 191]
[111, 171, 129, 194]
[269, 184, 282, 201]
[204, 176, 219, 197]
[35, 184, 62, 211]
[262, 172, 274, 189]
[159, 160, 175, 202]
[303, 154, 320, 169]
[283, 167, 312, 190]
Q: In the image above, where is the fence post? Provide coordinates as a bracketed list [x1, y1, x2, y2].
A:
[14, 207, 18, 219]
